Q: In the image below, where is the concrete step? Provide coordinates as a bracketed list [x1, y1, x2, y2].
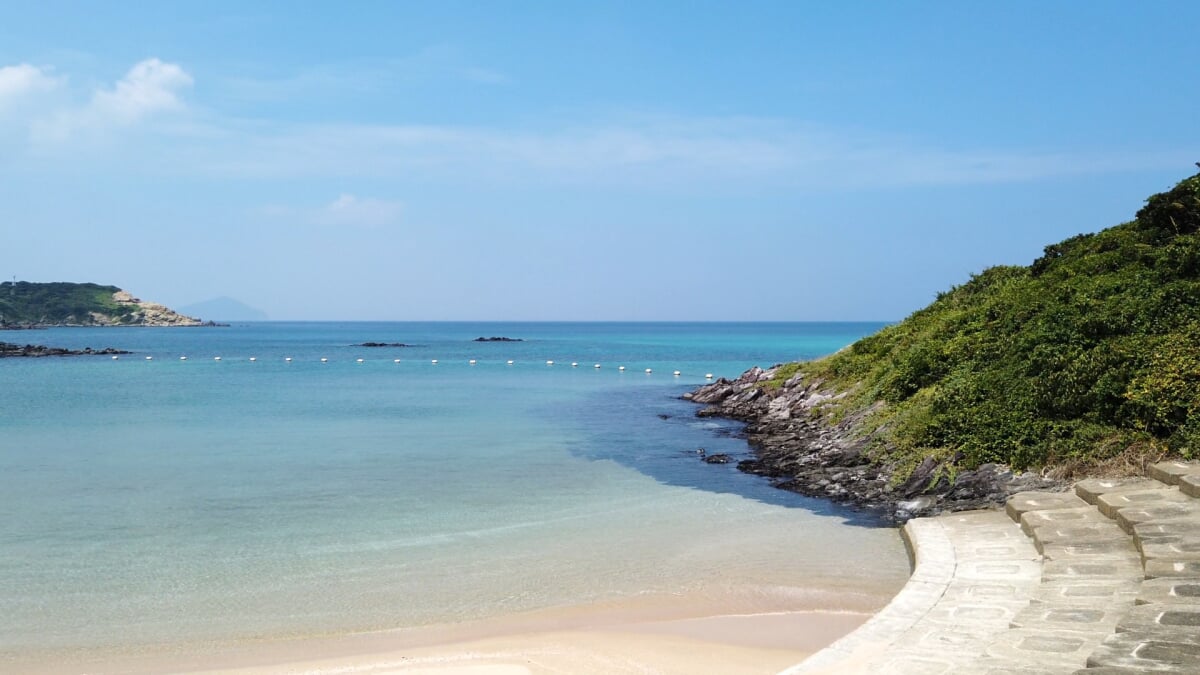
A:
[1148, 460, 1200, 486]
[1137, 577, 1200, 605]
[1115, 502, 1200, 535]
[1180, 474, 1200, 499]
[1116, 602, 1200, 636]
[1075, 476, 1167, 505]
[1094, 488, 1192, 520]
[1086, 630, 1200, 671]
[1007, 491, 1090, 523]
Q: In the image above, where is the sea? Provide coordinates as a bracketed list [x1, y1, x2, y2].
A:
[0, 322, 910, 662]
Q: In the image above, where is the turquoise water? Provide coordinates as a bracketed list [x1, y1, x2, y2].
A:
[0, 322, 908, 657]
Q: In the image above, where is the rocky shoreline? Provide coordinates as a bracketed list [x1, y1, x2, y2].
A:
[684, 364, 1064, 523]
[1, 342, 131, 358]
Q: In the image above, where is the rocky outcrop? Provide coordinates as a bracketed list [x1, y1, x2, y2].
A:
[473, 336, 523, 342]
[684, 364, 1063, 523]
[0, 342, 130, 358]
[358, 342, 411, 347]
[108, 291, 201, 326]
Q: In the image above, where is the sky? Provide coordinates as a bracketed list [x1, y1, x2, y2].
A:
[1, 1, 1198, 321]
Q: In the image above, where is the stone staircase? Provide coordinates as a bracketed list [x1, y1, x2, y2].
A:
[786, 460, 1200, 674]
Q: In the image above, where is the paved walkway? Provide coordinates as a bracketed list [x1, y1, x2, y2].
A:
[785, 460, 1200, 674]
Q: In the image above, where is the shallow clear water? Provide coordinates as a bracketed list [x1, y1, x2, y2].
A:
[0, 322, 908, 655]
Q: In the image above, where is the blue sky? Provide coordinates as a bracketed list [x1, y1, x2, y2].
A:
[1, 1, 1197, 320]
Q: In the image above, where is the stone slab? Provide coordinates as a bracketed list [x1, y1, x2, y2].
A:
[1116, 503, 1200, 534]
[1076, 476, 1167, 505]
[1027, 523, 1131, 554]
[1096, 488, 1192, 519]
[1039, 540, 1138, 561]
[1180, 474, 1200, 499]
[1117, 602, 1200, 636]
[1149, 460, 1200, 486]
[1138, 536, 1200, 565]
[1041, 558, 1144, 583]
[984, 627, 1104, 670]
[1009, 603, 1122, 631]
[1137, 577, 1200, 606]
[1033, 579, 1141, 606]
[1020, 506, 1109, 538]
[1146, 559, 1200, 580]
[1006, 491, 1088, 523]
[1087, 630, 1200, 670]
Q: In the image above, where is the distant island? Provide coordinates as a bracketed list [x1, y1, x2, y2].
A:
[0, 282, 203, 328]
[474, 336, 523, 342]
[177, 296, 268, 322]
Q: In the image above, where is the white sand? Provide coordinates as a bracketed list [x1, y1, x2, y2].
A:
[15, 590, 889, 675]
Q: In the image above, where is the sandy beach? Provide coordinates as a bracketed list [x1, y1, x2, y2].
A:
[12, 587, 891, 675]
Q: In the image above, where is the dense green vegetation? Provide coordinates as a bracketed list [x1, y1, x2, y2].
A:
[793, 171, 1200, 475]
[0, 282, 137, 326]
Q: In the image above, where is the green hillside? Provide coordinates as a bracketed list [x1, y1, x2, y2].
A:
[791, 171, 1200, 477]
[0, 282, 137, 326]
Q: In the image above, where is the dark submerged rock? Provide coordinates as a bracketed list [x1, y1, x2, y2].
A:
[358, 342, 411, 347]
[0, 342, 131, 358]
[473, 336, 523, 342]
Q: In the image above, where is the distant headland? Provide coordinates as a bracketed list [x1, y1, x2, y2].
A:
[0, 282, 208, 328]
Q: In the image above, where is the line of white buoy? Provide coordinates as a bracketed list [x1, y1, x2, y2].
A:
[111, 356, 719, 380]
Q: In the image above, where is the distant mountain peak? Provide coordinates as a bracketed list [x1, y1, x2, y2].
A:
[178, 297, 268, 322]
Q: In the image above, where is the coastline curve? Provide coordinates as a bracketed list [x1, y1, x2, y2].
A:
[782, 509, 1042, 674]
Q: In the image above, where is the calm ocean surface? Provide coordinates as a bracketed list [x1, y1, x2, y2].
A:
[0, 322, 909, 657]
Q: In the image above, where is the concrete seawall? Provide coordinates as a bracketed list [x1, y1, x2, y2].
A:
[784, 460, 1200, 674]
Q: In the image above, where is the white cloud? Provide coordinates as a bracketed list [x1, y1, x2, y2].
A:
[315, 193, 403, 227]
[0, 63, 61, 104]
[91, 58, 193, 123]
[260, 194, 404, 228]
[188, 117, 1182, 191]
[30, 58, 193, 142]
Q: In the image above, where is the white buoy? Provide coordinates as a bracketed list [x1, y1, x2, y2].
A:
[112, 355, 119, 360]
[571, 362, 578, 367]
[285, 357, 292, 362]
[673, 370, 681, 376]
[594, 363, 601, 368]
[356, 358, 364, 363]
[394, 359, 401, 363]
[546, 360, 554, 365]
[214, 356, 222, 361]
[705, 373, 713, 379]
[320, 357, 328, 363]
[469, 359, 477, 364]
[618, 366, 626, 371]
[146, 356, 153, 361]
[431, 359, 438, 364]
[645, 368, 652, 374]
[180, 356, 188, 361]
[249, 357, 257, 362]
[507, 360, 514, 365]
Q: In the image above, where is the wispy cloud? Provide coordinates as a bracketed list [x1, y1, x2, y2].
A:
[260, 194, 404, 228]
[4, 58, 1186, 191]
[0, 63, 61, 104]
[188, 117, 1181, 190]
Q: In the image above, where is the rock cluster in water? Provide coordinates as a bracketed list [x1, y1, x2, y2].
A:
[0, 342, 131, 358]
[684, 364, 1062, 523]
[473, 336, 523, 342]
[358, 342, 411, 347]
